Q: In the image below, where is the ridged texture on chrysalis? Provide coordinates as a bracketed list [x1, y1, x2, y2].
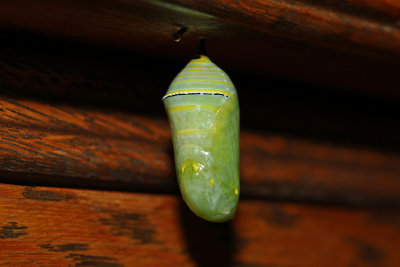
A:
[163, 55, 239, 222]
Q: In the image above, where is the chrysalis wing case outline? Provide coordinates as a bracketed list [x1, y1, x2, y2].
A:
[163, 55, 240, 222]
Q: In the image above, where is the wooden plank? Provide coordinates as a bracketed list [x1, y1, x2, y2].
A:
[0, 0, 400, 98]
[299, 0, 400, 21]
[1, 96, 400, 207]
[0, 183, 399, 266]
[1, 0, 399, 56]
[169, 0, 400, 55]
[1, 39, 399, 150]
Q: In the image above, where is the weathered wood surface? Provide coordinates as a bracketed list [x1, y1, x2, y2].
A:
[1, 1, 399, 265]
[1, 96, 400, 207]
[299, 0, 400, 21]
[1, 37, 399, 150]
[0, 30, 399, 206]
[169, 0, 400, 54]
[0, 183, 399, 266]
[0, 0, 399, 98]
[1, 0, 399, 56]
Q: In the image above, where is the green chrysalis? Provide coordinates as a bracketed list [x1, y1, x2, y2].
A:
[163, 55, 240, 222]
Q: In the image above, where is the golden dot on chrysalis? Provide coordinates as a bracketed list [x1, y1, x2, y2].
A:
[192, 162, 200, 172]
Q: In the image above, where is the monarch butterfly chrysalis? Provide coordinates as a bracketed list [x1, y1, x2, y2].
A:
[163, 55, 240, 222]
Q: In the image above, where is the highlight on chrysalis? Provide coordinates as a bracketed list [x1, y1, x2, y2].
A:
[162, 51, 240, 222]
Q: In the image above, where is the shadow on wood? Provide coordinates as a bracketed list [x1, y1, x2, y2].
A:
[179, 199, 237, 267]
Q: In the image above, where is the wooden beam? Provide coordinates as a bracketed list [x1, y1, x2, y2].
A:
[168, 0, 400, 55]
[0, 0, 399, 98]
[1, 96, 400, 207]
[1, 38, 399, 151]
[298, 0, 400, 21]
[0, 184, 399, 266]
[1, 0, 399, 56]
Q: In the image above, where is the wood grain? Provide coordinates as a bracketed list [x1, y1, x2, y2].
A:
[0, 183, 399, 266]
[1, 96, 400, 207]
[1, 0, 399, 56]
[1, 2, 399, 265]
[0, 27, 399, 206]
[170, 0, 400, 54]
[1, 38, 400, 150]
[299, 0, 400, 21]
[0, 0, 400, 99]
